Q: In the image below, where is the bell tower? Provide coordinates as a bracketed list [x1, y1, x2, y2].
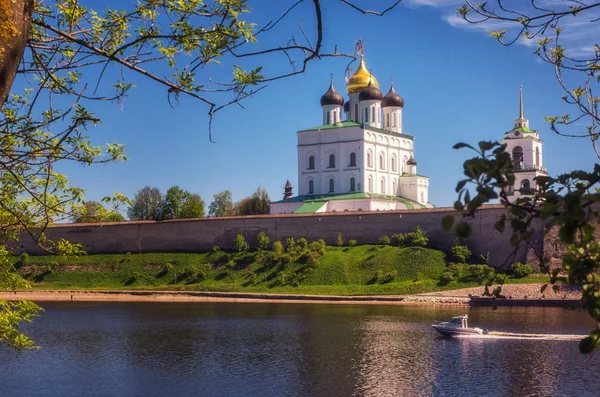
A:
[501, 86, 546, 201]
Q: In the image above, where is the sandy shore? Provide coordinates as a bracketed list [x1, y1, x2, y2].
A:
[0, 283, 582, 306]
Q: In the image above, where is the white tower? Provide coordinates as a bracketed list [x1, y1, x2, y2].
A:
[320, 80, 344, 124]
[501, 86, 546, 200]
[359, 80, 382, 128]
[382, 82, 404, 133]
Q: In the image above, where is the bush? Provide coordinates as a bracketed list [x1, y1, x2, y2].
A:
[464, 264, 495, 282]
[336, 232, 344, 247]
[451, 240, 471, 262]
[407, 227, 428, 247]
[296, 238, 309, 254]
[285, 237, 296, 253]
[272, 241, 284, 259]
[378, 235, 390, 245]
[348, 239, 357, 247]
[512, 262, 534, 278]
[257, 232, 270, 251]
[235, 233, 249, 252]
[212, 245, 220, 253]
[439, 271, 455, 286]
[308, 239, 327, 256]
[391, 233, 405, 246]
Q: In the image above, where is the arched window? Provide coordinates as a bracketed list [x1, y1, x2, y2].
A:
[326, 111, 330, 124]
[392, 113, 396, 127]
[329, 154, 335, 168]
[379, 154, 385, 170]
[308, 180, 314, 194]
[364, 107, 369, 123]
[391, 157, 397, 172]
[349, 152, 356, 167]
[512, 146, 523, 169]
[308, 156, 315, 170]
[368, 176, 373, 192]
[386, 113, 390, 127]
[381, 178, 385, 194]
[350, 177, 356, 192]
[355, 104, 359, 121]
[392, 180, 397, 195]
[421, 192, 425, 203]
[536, 147, 540, 168]
[521, 179, 531, 190]
[371, 106, 375, 122]
[367, 152, 373, 168]
[329, 178, 334, 193]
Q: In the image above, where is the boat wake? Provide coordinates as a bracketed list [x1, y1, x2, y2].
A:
[453, 331, 586, 341]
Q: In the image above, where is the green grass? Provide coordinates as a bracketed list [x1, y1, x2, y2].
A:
[14, 246, 546, 296]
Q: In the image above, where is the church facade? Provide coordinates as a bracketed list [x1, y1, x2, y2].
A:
[271, 52, 433, 214]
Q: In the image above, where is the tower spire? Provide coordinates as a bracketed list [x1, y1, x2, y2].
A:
[519, 85, 524, 119]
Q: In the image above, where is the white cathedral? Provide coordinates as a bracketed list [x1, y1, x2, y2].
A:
[271, 52, 433, 214]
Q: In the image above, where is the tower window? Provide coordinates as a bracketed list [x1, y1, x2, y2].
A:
[350, 152, 356, 167]
[350, 177, 355, 192]
[381, 179, 385, 194]
[379, 154, 385, 170]
[536, 147, 540, 168]
[308, 180, 314, 194]
[391, 157, 397, 172]
[329, 178, 334, 193]
[329, 154, 335, 168]
[371, 106, 375, 122]
[367, 152, 373, 168]
[355, 104, 358, 122]
[308, 155, 315, 170]
[392, 180, 396, 195]
[392, 114, 396, 127]
[368, 176, 373, 193]
[364, 107, 369, 123]
[512, 146, 524, 170]
[520, 179, 531, 190]
[386, 113, 390, 128]
[326, 111, 330, 124]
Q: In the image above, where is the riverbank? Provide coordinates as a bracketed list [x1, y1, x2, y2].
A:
[0, 283, 581, 306]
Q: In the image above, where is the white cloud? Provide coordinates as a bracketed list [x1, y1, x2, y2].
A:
[405, 0, 600, 56]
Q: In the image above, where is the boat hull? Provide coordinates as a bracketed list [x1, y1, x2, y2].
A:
[431, 325, 484, 337]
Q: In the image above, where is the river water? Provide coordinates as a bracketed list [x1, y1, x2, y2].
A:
[1, 302, 598, 397]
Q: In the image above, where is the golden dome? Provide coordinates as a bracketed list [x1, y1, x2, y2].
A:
[346, 57, 379, 94]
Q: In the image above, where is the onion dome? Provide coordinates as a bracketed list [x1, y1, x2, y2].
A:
[382, 84, 404, 108]
[320, 82, 344, 107]
[407, 157, 417, 166]
[358, 80, 383, 102]
[346, 57, 379, 94]
[344, 101, 350, 113]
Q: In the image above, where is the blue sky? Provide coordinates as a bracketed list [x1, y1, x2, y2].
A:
[56, 1, 598, 211]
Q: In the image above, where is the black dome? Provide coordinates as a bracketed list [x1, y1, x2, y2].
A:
[358, 80, 383, 101]
[382, 85, 404, 108]
[320, 82, 344, 106]
[344, 101, 350, 112]
[407, 157, 417, 166]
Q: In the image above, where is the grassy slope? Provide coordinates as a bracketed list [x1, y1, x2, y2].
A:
[19, 246, 546, 296]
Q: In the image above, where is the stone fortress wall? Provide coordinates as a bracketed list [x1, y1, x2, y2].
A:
[15, 205, 547, 270]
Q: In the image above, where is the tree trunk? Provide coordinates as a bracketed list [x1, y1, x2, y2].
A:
[0, 0, 34, 109]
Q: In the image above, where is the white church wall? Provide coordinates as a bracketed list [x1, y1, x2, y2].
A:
[270, 202, 304, 214]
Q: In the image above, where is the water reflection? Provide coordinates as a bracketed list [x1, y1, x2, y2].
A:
[0, 303, 598, 396]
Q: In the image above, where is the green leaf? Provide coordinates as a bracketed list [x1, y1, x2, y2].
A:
[442, 215, 455, 232]
[455, 221, 472, 238]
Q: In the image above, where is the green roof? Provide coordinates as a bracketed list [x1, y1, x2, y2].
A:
[294, 202, 327, 213]
[299, 121, 361, 132]
[299, 120, 415, 140]
[505, 127, 537, 135]
[273, 192, 431, 211]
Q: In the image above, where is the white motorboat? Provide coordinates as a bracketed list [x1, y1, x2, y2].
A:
[431, 315, 485, 337]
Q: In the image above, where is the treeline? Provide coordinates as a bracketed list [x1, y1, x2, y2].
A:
[72, 186, 271, 223]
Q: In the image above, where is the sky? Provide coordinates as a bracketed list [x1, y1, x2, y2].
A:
[50, 0, 599, 212]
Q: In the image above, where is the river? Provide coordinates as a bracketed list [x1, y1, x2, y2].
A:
[0, 302, 598, 396]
